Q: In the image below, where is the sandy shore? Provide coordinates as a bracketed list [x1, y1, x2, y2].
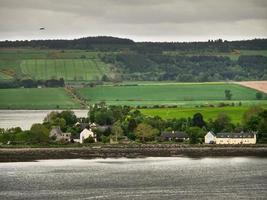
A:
[0, 144, 267, 162]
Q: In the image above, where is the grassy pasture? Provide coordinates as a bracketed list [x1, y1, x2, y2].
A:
[77, 83, 262, 106]
[139, 106, 267, 124]
[0, 88, 81, 109]
[20, 59, 111, 81]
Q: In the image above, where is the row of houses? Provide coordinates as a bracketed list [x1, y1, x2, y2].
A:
[49, 124, 257, 145]
[160, 130, 257, 144]
[205, 131, 256, 144]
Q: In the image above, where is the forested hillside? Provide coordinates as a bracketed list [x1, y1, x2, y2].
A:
[0, 37, 267, 83]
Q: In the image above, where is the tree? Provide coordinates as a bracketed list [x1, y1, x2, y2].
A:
[111, 121, 124, 142]
[187, 127, 205, 144]
[256, 92, 263, 100]
[29, 123, 49, 143]
[59, 110, 77, 126]
[95, 110, 114, 125]
[128, 118, 137, 132]
[134, 123, 159, 142]
[192, 113, 206, 128]
[213, 113, 233, 132]
[101, 74, 109, 82]
[225, 90, 232, 100]
[242, 106, 264, 127]
[258, 111, 267, 142]
[84, 136, 95, 143]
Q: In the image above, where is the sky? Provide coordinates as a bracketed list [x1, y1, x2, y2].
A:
[0, 0, 267, 42]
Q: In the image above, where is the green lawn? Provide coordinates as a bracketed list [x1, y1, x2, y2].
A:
[77, 83, 264, 106]
[140, 106, 267, 124]
[0, 88, 81, 109]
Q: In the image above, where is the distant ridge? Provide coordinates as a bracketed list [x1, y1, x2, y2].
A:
[0, 36, 267, 51]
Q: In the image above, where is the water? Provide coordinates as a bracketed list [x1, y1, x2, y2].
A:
[0, 157, 266, 199]
[0, 110, 88, 130]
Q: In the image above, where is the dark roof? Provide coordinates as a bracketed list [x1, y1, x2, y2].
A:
[216, 132, 255, 138]
[161, 131, 189, 139]
[80, 123, 90, 130]
[208, 131, 216, 136]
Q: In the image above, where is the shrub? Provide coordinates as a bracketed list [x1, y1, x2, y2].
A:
[84, 136, 95, 143]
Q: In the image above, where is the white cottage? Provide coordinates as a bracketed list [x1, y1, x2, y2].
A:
[204, 131, 216, 144]
[80, 128, 97, 143]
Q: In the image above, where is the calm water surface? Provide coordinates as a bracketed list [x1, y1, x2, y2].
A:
[0, 157, 266, 200]
[0, 110, 88, 130]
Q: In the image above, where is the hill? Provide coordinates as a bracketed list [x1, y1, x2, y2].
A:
[0, 37, 267, 83]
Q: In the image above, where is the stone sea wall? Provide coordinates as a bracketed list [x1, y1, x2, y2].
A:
[0, 144, 267, 162]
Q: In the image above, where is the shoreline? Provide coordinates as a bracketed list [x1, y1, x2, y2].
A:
[0, 145, 267, 162]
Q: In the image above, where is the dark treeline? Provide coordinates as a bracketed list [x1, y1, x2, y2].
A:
[0, 78, 65, 89]
[134, 39, 267, 53]
[1, 37, 267, 51]
[102, 53, 267, 81]
[0, 36, 135, 51]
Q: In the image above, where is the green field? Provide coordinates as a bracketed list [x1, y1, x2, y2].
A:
[77, 83, 266, 106]
[140, 106, 267, 124]
[0, 88, 81, 109]
[0, 82, 266, 109]
[0, 49, 116, 81]
[20, 59, 111, 81]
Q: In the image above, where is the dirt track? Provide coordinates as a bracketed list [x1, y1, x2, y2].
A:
[235, 81, 267, 94]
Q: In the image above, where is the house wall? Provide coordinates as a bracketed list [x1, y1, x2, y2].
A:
[215, 135, 256, 144]
[80, 129, 96, 143]
[204, 132, 216, 144]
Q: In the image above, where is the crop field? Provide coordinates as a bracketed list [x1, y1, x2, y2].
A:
[0, 48, 116, 81]
[20, 59, 111, 81]
[139, 106, 267, 124]
[0, 88, 81, 109]
[77, 83, 265, 106]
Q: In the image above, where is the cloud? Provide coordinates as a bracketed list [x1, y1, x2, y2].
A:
[0, 0, 266, 41]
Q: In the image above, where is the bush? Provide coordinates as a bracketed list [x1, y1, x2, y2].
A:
[100, 135, 110, 143]
[83, 136, 95, 143]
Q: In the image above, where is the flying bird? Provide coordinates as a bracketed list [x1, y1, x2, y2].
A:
[39, 27, 45, 30]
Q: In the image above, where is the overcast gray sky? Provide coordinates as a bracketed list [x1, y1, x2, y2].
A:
[0, 0, 266, 42]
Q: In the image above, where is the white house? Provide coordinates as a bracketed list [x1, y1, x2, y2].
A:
[80, 128, 97, 143]
[204, 131, 216, 144]
[205, 131, 256, 144]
